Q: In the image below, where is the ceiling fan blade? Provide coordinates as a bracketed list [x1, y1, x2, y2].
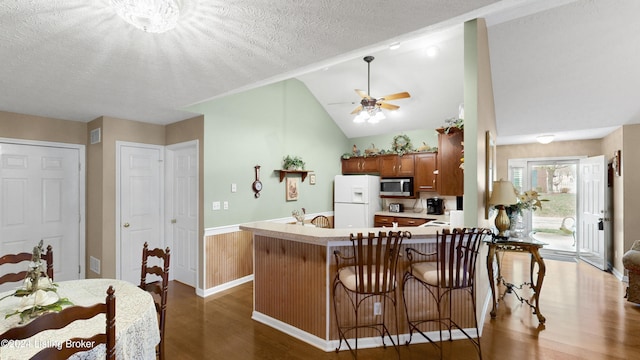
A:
[350, 105, 363, 114]
[355, 89, 369, 98]
[327, 101, 357, 105]
[378, 102, 400, 111]
[379, 92, 410, 101]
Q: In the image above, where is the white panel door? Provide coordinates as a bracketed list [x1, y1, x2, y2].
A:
[119, 143, 163, 285]
[0, 143, 80, 291]
[168, 142, 198, 287]
[578, 155, 608, 270]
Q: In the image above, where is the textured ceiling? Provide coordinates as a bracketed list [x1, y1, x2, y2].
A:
[1, 0, 639, 145]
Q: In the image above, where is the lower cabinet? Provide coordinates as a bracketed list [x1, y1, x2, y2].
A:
[374, 215, 428, 227]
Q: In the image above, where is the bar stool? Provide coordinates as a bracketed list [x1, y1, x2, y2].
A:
[332, 230, 411, 358]
[402, 228, 491, 359]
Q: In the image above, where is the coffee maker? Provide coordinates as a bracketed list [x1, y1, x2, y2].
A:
[427, 197, 444, 215]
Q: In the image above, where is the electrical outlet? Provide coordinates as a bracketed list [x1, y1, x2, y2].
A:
[223, 201, 229, 210]
[212, 201, 221, 210]
[373, 302, 382, 316]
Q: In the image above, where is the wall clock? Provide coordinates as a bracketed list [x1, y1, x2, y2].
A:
[252, 165, 263, 198]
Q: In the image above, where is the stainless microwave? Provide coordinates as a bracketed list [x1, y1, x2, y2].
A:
[380, 178, 414, 197]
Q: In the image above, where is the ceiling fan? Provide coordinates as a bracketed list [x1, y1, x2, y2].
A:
[351, 56, 410, 123]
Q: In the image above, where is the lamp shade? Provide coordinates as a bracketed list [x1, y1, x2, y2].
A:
[489, 180, 518, 206]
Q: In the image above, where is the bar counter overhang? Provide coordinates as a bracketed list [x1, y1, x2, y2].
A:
[239, 221, 491, 352]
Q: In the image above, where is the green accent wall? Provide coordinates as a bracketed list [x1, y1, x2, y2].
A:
[185, 79, 348, 227]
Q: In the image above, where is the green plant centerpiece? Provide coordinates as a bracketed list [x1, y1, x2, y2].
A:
[442, 117, 464, 133]
[0, 240, 73, 323]
[282, 155, 305, 170]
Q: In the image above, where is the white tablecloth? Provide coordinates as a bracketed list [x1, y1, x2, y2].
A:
[0, 279, 160, 359]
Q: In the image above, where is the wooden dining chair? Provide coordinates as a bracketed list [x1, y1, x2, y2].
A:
[332, 230, 411, 359]
[0, 285, 116, 359]
[140, 242, 170, 360]
[311, 215, 331, 228]
[0, 244, 53, 285]
[402, 228, 491, 360]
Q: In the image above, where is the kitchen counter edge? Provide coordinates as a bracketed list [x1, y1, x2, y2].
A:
[240, 221, 439, 246]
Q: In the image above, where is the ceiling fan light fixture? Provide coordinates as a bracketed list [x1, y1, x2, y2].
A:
[111, 0, 183, 33]
[351, 55, 410, 125]
[369, 110, 385, 123]
[536, 134, 555, 144]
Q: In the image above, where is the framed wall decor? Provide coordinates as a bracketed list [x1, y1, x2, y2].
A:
[613, 150, 621, 176]
[485, 131, 497, 219]
[286, 177, 299, 201]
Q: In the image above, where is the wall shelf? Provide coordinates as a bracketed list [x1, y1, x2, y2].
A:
[277, 170, 311, 182]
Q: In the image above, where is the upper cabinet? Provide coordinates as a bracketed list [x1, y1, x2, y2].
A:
[414, 152, 437, 192]
[379, 154, 414, 177]
[436, 128, 464, 196]
[341, 156, 379, 174]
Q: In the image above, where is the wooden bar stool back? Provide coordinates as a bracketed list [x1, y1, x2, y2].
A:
[332, 230, 411, 358]
[402, 228, 491, 359]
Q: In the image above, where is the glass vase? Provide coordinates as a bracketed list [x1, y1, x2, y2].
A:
[510, 213, 525, 238]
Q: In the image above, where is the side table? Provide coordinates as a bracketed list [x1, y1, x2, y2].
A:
[485, 236, 547, 324]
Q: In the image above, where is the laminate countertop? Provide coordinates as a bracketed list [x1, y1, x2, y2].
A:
[240, 220, 443, 246]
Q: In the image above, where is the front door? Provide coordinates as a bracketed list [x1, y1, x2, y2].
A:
[578, 155, 608, 270]
[0, 142, 82, 291]
[118, 142, 164, 284]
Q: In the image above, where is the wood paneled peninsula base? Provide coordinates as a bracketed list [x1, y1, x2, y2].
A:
[485, 237, 547, 324]
[239, 222, 483, 352]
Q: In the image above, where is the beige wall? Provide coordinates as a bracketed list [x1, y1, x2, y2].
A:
[1, 110, 204, 286]
[0, 111, 86, 145]
[86, 116, 166, 278]
[602, 127, 623, 273]
[496, 139, 601, 181]
[464, 18, 496, 323]
[165, 115, 205, 288]
[622, 125, 640, 274]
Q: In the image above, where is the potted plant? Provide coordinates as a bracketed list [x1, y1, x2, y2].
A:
[283, 155, 305, 170]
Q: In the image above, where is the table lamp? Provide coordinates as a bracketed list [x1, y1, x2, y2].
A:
[489, 179, 519, 238]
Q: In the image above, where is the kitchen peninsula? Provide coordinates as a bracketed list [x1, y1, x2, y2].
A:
[239, 220, 482, 351]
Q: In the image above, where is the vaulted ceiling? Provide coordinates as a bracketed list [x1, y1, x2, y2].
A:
[1, 0, 638, 145]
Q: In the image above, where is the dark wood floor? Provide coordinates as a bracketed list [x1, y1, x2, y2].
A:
[165, 254, 640, 359]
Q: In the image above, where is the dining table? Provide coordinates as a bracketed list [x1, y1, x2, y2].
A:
[0, 278, 160, 359]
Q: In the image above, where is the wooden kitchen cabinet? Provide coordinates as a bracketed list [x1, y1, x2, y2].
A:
[395, 217, 427, 226]
[341, 156, 379, 174]
[414, 152, 437, 192]
[374, 214, 428, 227]
[436, 128, 464, 196]
[379, 154, 414, 177]
[373, 215, 395, 227]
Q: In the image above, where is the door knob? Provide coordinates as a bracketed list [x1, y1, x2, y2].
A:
[123, 222, 130, 228]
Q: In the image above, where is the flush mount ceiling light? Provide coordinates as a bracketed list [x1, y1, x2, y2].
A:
[536, 134, 555, 144]
[111, 0, 183, 33]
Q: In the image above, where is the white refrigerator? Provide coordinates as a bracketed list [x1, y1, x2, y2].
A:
[334, 175, 381, 229]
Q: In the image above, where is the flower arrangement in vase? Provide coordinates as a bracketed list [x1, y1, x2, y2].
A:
[0, 240, 73, 323]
